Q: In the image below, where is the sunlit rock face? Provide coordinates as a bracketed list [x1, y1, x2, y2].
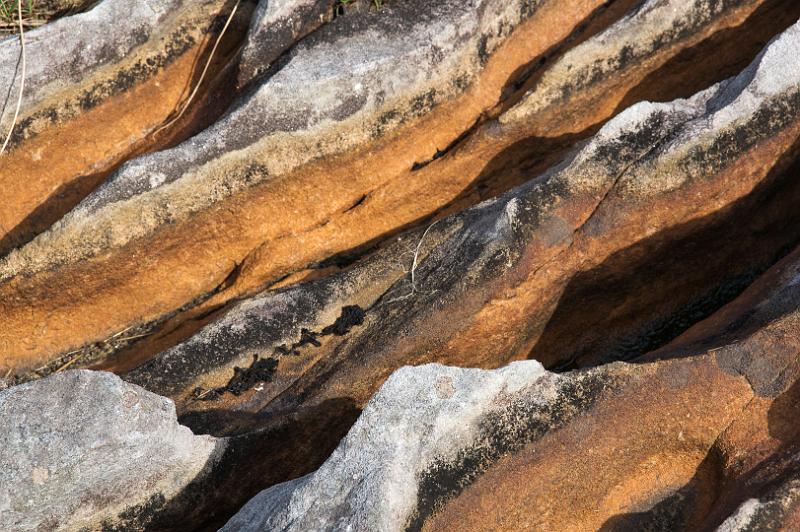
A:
[2, 0, 800, 529]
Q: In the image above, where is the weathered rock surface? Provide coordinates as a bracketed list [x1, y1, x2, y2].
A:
[221, 361, 556, 531]
[3, 0, 800, 530]
[237, 0, 332, 87]
[0, 0, 251, 255]
[55, 17, 790, 527]
[128, 15, 800, 419]
[0, 0, 613, 370]
[3, 0, 794, 374]
[0, 370, 221, 531]
[222, 235, 800, 530]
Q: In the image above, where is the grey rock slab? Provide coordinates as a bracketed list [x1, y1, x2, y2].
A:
[0, 0, 182, 134]
[0, 370, 222, 531]
[715, 477, 800, 532]
[220, 360, 559, 531]
[237, 0, 332, 87]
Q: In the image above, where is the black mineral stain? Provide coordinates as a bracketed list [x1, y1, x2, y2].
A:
[229, 356, 280, 395]
[194, 305, 366, 400]
[322, 305, 366, 335]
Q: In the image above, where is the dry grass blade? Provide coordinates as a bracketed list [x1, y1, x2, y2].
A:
[381, 219, 441, 306]
[0, 0, 25, 156]
[54, 356, 79, 373]
[153, 0, 241, 137]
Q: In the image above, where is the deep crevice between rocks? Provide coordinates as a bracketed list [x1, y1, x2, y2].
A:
[534, 143, 800, 373]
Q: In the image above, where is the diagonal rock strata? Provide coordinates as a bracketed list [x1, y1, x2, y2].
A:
[217, 355, 745, 531]
[3, 1, 800, 529]
[236, 0, 332, 88]
[128, 17, 800, 417]
[0, 0, 622, 370]
[2, 0, 793, 374]
[0, 0, 252, 255]
[73, 21, 799, 522]
[222, 234, 800, 529]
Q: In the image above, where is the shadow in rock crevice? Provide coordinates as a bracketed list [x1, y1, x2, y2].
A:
[137, 396, 361, 531]
[528, 137, 800, 370]
[599, 448, 725, 532]
[689, 379, 800, 530]
[613, 0, 800, 112]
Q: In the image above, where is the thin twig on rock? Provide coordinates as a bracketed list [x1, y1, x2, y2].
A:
[382, 219, 441, 305]
[0, 0, 25, 156]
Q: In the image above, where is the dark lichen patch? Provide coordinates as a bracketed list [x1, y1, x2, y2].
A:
[192, 354, 277, 401]
[374, 108, 403, 138]
[322, 305, 366, 335]
[476, 34, 490, 66]
[404, 371, 620, 531]
[193, 305, 366, 401]
[688, 90, 800, 181]
[227, 355, 278, 396]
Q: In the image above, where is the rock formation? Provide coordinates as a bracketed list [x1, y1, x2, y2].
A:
[0, 370, 221, 530]
[2, 0, 800, 530]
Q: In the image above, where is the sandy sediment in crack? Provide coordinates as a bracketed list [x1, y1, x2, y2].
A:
[0, 0, 252, 254]
[0, 0, 619, 370]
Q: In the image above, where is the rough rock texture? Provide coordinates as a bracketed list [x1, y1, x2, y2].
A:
[3, 0, 800, 530]
[0, 370, 221, 531]
[222, 234, 800, 529]
[0, 0, 252, 256]
[221, 361, 556, 531]
[3, 0, 795, 373]
[128, 16, 800, 416]
[0, 0, 614, 369]
[237, 0, 332, 87]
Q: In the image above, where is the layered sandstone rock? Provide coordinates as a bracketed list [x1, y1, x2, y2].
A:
[222, 212, 800, 531]
[2, 0, 800, 530]
[0, 0, 251, 256]
[3, 0, 796, 374]
[127, 16, 800, 425]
